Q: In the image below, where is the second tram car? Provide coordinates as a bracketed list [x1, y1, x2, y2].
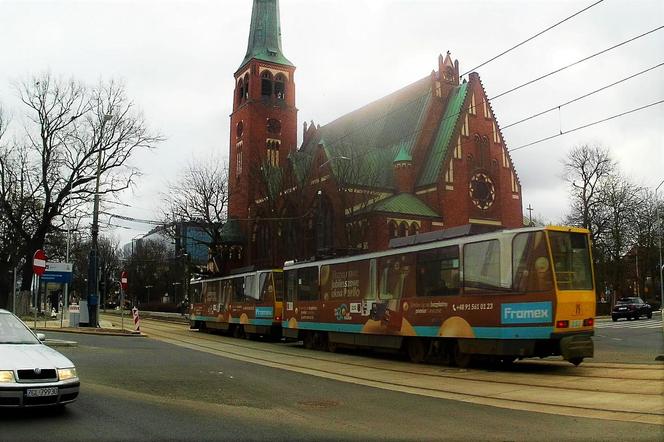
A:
[281, 226, 595, 366]
[190, 269, 284, 339]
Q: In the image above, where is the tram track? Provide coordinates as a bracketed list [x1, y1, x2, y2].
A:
[103, 315, 664, 425]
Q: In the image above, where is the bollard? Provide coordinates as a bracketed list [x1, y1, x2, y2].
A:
[132, 307, 141, 332]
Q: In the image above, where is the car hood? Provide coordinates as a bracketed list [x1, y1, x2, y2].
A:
[0, 344, 74, 370]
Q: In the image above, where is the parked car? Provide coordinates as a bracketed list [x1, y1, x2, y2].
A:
[0, 309, 79, 407]
[611, 297, 653, 321]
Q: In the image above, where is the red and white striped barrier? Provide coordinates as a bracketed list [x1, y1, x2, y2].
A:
[132, 307, 141, 332]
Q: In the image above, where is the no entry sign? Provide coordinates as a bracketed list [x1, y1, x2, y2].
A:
[33, 249, 47, 276]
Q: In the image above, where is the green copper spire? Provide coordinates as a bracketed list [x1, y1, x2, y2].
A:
[239, 0, 293, 70]
[393, 145, 413, 163]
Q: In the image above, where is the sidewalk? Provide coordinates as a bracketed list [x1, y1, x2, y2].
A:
[27, 314, 143, 337]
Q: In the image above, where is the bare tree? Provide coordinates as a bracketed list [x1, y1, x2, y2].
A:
[0, 73, 163, 293]
[562, 144, 615, 243]
[161, 154, 228, 259]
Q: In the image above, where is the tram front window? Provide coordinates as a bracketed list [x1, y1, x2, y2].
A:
[548, 231, 593, 291]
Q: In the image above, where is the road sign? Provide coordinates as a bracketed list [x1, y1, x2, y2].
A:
[41, 262, 73, 283]
[120, 271, 128, 291]
[33, 249, 47, 276]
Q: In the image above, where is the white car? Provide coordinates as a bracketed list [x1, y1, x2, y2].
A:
[0, 309, 79, 407]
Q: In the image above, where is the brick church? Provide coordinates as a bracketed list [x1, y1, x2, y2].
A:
[217, 0, 523, 273]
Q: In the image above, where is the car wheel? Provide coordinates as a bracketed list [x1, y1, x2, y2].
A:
[611, 316, 617, 322]
[647, 312, 652, 319]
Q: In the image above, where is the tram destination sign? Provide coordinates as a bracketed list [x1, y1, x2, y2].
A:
[40, 262, 73, 283]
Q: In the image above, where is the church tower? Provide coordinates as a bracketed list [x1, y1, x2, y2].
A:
[229, 0, 297, 220]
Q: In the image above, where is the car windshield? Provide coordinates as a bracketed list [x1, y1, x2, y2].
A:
[0, 313, 40, 344]
[616, 298, 640, 305]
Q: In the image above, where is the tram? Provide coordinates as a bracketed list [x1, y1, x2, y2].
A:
[282, 226, 595, 366]
[189, 269, 284, 339]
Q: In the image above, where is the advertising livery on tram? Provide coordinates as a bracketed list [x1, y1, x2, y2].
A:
[190, 269, 283, 339]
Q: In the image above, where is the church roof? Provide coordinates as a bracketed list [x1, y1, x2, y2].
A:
[417, 82, 468, 186]
[361, 193, 439, 218]
[238, 0, 293, 71]
[300, 76, 433, 189]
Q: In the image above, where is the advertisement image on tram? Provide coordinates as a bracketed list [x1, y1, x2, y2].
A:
[282, 226, 595, 366]
[190, 269, 284, 339]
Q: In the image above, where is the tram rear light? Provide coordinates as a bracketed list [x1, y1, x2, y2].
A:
[556, 320, 569, 328]
[583, 318, 594, 327]
[275, 315, 281, 321]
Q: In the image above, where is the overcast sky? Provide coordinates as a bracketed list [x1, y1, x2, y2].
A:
[1, 0, 662, 247]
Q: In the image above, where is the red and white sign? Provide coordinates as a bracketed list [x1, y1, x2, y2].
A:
[32, 249, 47, 276]
[120, 271, 128, 291]
[132, 307, 141, 332]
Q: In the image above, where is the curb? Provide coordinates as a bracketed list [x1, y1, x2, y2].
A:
[37, 327, 146, 337]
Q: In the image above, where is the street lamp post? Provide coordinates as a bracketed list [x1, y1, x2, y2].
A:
[145, 285, 153, 304]
[87, 113, 112, 327]
[655, 179, 664, 313]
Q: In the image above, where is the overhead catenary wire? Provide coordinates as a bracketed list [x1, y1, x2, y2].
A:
[489, 25, 664, 101]
[508, 99, 664, 153]
[311, 25, 663, 158]
[461, 0, 605, 76]
[502, 62, 664, 129]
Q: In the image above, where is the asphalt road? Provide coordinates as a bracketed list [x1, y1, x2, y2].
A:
[2, 332, 662, 441]
[592, 311, 663, 363]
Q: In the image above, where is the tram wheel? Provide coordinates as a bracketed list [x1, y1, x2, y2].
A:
[232, 325, 244, 339]
[327, 340, 338, 353]
[569, 357, 583, 366]
[407, 338, 426, 364]
[452, 341, 472, 368]
[303, 332, 314, 350]
[312, 332, 328, 351]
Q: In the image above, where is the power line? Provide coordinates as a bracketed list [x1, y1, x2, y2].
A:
[461, 0, 605, 75]
[490, 25, 664, 101]
[502, 62, 664, 129]
[317, 25, 663, 158]
[508, 99, 664, 153]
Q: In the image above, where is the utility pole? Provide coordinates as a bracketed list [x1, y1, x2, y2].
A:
[526, 204, 534, 226]
[87, 113, 112, 327]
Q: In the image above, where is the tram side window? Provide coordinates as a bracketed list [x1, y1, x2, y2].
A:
[512, 232, 553, 292]
[379, 253, 416, 299]
[273, 272, 284, 301]
[221, 280, 233, 309]
[285, 271, 297, 303]
[416, 246, 460, 296]
[232, 277, 245, 302]
[297, 267, 319, 301]
[463, 240, 503, 293]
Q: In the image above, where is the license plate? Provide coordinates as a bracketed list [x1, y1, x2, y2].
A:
[570, 319, 583, 328]
[26, 387, 58, 397]
[618, 307, 626, 310]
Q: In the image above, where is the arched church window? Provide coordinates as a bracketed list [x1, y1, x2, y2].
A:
[237, 79, 244, 104]
[398, 222, 408, 237]
[261, 71, 273, 98]
[236, 121, 243, 138]
[409, 223, 419, 236]
[388, 220, 398, 238]
[274, 73, 286, 100]
[243, 74, 249, 99]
